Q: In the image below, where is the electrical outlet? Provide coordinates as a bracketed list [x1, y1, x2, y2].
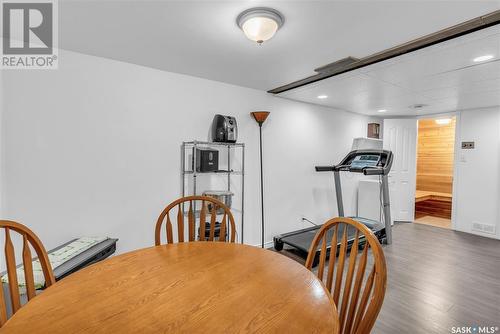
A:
[461, 141, 475, 149]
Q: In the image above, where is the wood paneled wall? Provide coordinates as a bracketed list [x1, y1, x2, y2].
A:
[416, 118, 456, 194]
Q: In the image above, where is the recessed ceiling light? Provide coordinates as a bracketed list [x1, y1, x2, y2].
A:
[473, 55, 494, 63]
[435, 118, 451, 125]
[317, 95, 328, 99]
[377, 109, 387, 113]
[237, 8, 284, 45]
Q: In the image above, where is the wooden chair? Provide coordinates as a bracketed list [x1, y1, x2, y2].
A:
[305, 217, 387, 334]
[0, 220, 55, 327]
[155, 196, 236, 245]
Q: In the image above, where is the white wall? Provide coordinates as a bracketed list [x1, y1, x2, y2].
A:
[453, 107, 500, 239]
[1, 50, 372, 253]
[0, 71, 4, 217]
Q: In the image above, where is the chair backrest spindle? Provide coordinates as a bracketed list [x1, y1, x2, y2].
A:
[219, 213, 227, 242]
[208, 205, 217, 241]
[5, 228, 21, 313]
[188, 201, 195, 241]
[177, 204, 184, 242]
[199, 201, 206, 241]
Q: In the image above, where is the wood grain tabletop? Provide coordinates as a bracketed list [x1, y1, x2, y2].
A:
[1, 242, 339, 333]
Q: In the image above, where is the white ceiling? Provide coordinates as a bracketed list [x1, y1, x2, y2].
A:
[278, 24, 500, 116]
[59, 1, 500, 91]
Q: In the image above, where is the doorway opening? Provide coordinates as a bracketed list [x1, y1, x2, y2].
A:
[414, 117, 456, 229]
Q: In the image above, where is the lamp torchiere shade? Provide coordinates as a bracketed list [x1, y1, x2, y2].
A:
[251, 111, 270, 126]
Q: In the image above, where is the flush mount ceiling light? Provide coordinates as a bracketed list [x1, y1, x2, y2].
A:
[237, 7, 284, 45]
[473, 54, 494, 62]
[435, 118, 452, 125]
[317, 95, 328, 99]
[377, 109, 387, 113]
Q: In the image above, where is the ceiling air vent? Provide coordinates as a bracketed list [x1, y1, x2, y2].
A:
[314, 57, 360, 74]
[409, 103, 428, 109]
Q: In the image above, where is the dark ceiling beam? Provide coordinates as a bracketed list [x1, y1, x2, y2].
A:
[268, 10, 500, 94]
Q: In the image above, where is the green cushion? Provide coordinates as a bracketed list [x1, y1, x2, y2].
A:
[1, 236, 108, 292]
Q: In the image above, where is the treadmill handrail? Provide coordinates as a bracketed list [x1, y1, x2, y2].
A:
[315, 166, 335, 172]
[363, 167, 384, 175]
[317, 164, 386, 174]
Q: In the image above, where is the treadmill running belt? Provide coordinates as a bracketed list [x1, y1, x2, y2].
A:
[274, 223, 364, 253]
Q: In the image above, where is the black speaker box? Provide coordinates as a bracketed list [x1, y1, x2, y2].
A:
[193, 148, 219, 172]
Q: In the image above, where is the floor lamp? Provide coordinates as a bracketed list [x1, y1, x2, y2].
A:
[250, 111, 270, 248]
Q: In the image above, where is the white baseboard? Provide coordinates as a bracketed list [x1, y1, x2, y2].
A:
[251, 240, 274, 249]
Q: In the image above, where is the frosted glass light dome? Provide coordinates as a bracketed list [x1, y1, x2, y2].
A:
[237, 8, 284, 45]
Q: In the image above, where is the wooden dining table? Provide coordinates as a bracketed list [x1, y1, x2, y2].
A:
[1, 242, 339, 333]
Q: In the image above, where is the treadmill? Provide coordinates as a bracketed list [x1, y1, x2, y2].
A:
[1, 237, 118, 318]
[273, 149, 393, 262]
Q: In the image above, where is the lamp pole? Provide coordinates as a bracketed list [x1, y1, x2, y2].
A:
[250, 111, 270, 248]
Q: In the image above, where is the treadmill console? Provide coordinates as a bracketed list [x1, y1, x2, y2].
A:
[315, 149, 393, 176]
[350, 154, 380, 170]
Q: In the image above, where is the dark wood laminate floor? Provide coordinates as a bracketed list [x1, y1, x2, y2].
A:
[276, 223, 500, 334]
